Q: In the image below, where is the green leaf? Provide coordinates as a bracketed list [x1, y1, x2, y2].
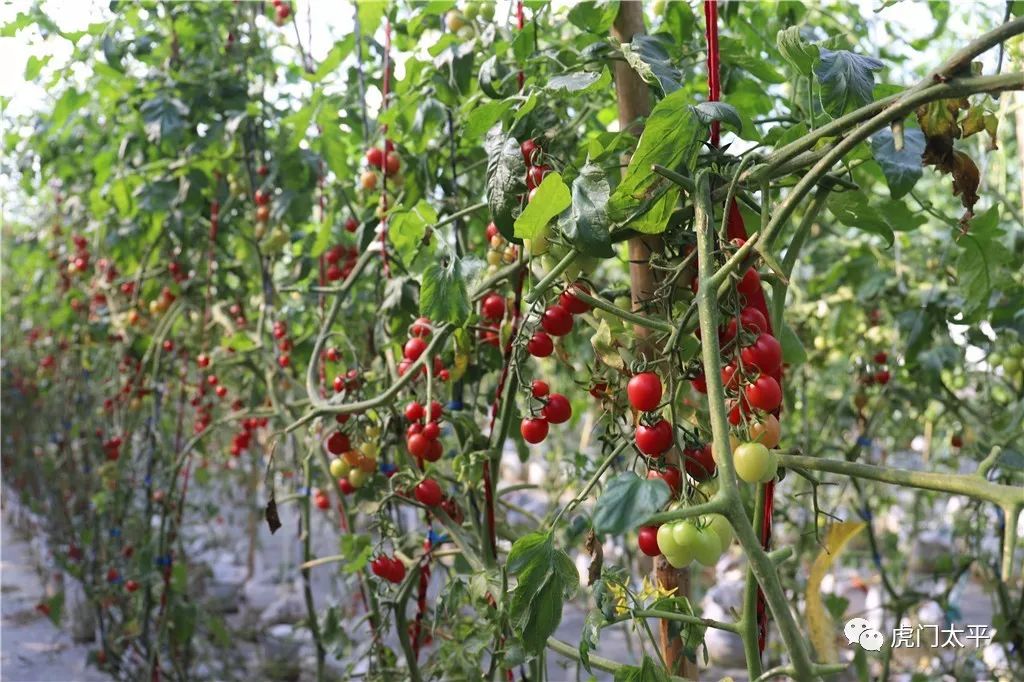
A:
[306, 36, 354, 82]
[389, 200, 438, 264]
[485, 127, 527, 242]
[420, 256, 472, 327]
[777, 26, 819, 74]
[956, 208, 1010, 316]
[779, 321, 807, 366]
[338, 534, 374, 574]
[690, 102, 742, 133]
[357, 1, 386, 34]
[24, 55, 51, 80]
[815, 48, 883, 118]
[140, 95, 188, 143]
[720, 36, 785, 84]
[649, 596, 705, 662]
[870, 127, 925, 200]
[465, 99, 515, 139]
[546, 68, 611, 95]
[592, 472, 670, 536]
[611, 90, 704, 217]
[514, 172, 571, 240]
[827, 193, 894, 245]
[614, 655, 671, 682]
[621, 34, 683, 95]
[567, 0, 620, 32]
[628, 185, 680, 235]
[562, 161, 614, 257]
[507, 532, 577, 655]
[579, 609, 604, 672]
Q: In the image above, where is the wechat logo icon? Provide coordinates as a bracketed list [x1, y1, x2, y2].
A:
[845, 617, 885, 652]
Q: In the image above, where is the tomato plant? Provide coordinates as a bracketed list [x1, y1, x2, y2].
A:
[2, 2, 1024, 681]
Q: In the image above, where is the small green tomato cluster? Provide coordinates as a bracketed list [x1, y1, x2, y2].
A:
[655, 515, 732, 569]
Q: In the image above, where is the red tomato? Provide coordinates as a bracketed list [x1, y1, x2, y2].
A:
[638, 526, 661, 557]
[627, 372, 663, 412]
[737, 268, 761, 297]
[403, 337, 428, 361]
[541, 393, 572, 424]
[740, 333, 782, 375]
[415, 479, 443, 506]
[326, 431, 350, 455]
[366, 147, 384, 168]
[684, 444, 716, 481]
[481, 293, 506, 320]
[540, 305, 574, 336]
[407, 434, 431, 459]
[636, 418, 673, 456]
[527, 332, 554, 357]
[559, 283, 591, 314]
[520, 418, 549, 444]
[404, 401, 424, 422]
[745, 375, 783, 412]
[648, 465, 682, 496]
[531, 380, 550, 398]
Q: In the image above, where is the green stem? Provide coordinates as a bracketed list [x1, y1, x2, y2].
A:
[777, 453, 1024, 507]
[692, 171, 818, 681]
[572, 290, 675, 333]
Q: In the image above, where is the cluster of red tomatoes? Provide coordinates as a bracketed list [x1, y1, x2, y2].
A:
[518, 284, 592, 444]
[272, 319, 293, 369]
[404, 400, 446, 464]
[370, 554, 406, 583]
[228, 417, 268, 457]
[322, 243, 359, 282]
[397, 317, 450, 381]
[361, 140, 401, 191]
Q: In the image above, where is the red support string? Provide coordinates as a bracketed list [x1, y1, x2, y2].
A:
[703, 0, 775, 655]
[482, 0, 529, 563]
[379, 19, 392, 279]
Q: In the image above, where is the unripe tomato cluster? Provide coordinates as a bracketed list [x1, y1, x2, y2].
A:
[641, 515, 732, 568]
[328, 424, 383, 494]
[484, 222, 518, 270]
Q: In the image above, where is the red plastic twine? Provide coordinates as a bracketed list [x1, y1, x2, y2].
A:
[703, 0, 774, 655]
[482, 0, 528, 563]
[379, 19, 393, 278]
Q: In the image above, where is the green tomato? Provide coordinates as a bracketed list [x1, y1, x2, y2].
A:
[671, 520, 702, 553]
[733, 442, 778, 484]
[663, 549, 691, 568]
[1004, 356, 1021, 374]
[988, 352, 1003, 366]
[478, 1, 495, 21]
[329, 458, 350, 479]
[651, 0, 667, 16]
[462, 2, 479, 20]
[265, 227, 289, 252]
[692, 526, 722, 567]
[657, 523, 679, 556]
[706, 514, 733, 550]
[348, 468, 371, 489]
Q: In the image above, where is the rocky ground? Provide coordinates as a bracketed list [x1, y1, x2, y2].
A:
[1, 511, 107, 682]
